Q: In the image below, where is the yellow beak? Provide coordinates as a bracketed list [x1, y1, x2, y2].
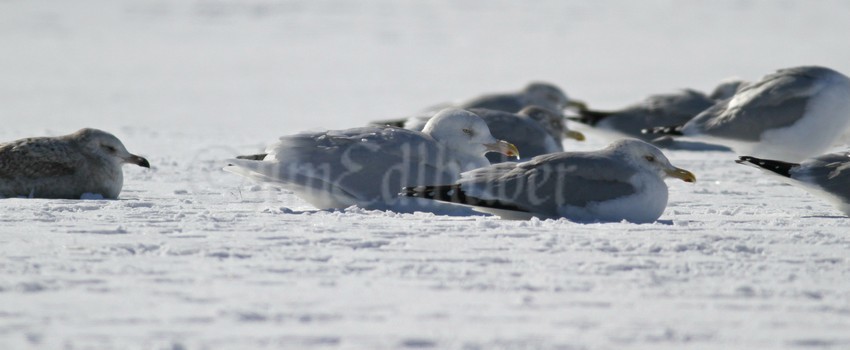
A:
[665, 167, 697, 183]
[564, 130, 586, 141]
[484, 140, 520, 159]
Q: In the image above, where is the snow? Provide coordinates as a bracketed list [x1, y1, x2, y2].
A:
[2, 0, 850, 348]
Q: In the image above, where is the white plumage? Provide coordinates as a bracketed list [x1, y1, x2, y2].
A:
[659, 66, 850, 161]
[225, 109, 518, 214]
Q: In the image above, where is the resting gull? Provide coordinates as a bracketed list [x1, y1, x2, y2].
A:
[402, 139, 696, 223]
[455, 81, 585, 113]
[399, 106, 584, 163]
[476, 107, 585, 163]
[225, 109, 519, 214]
[737, 153, 850, 216]
[644, 66, 850, 161]
[373, 81, 585, 128]
[0, 128, 150, 199]
[567, 79, 748, 149]
[708, 77, 749, 101]
[569, 89, 716, 143]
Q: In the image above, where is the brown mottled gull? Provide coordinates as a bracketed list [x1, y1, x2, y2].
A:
[0, 128, 150, 199]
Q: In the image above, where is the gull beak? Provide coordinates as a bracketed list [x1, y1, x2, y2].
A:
[665, 167, 696, 183]
[564, 130, 586, 141]
[484, 140, 520, 159]
[126, 154, 151, 168]
[566, 100, 588, 111]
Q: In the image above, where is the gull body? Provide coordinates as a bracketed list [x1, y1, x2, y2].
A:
[225, 109, 518, 214]
[0, 128, 150, 199]
[393, 106, 584, 163]
[648, 66, 850, 161]
[402, 139, 695, 223]
[737, 153, 850, 216]
[373, 81, 584, 129]
[568, 79, 747, 149]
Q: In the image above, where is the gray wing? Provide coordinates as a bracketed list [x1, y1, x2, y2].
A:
[459, 93, 525, 113]
[684, 68, 822, 141]
[793, 152, 850, 202]
[0, 138, 79, 180]
[599, 89, 715, 140]
[230, 126, 461, 203]
[643, 89, 715, 119]
[457, 151, 638, 216]
[470, 109, 562, 163]
[709, 79, 748, 100]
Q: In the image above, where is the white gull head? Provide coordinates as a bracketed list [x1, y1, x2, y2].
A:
[421, 109, 519, 170]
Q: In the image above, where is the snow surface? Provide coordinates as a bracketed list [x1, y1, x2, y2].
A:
[2, 0, 850, 349]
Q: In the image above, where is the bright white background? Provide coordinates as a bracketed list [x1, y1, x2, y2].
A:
[2, 1, 850, 349]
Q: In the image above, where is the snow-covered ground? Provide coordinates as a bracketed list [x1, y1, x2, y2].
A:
[3, 0, 850, 348]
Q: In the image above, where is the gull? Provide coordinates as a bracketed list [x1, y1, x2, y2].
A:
[401, 139, 695, 223]
[0, 128, 150, 199]
[644, 66, 850, 161]
[402, 106, 585, 163]
[225, 109, 519, 214]
[737, 153, 850, 216]
[567, 78, 748, 149]
[373, 81, 585, 128]
[569, 89, 716, 143]
[454, 81, 585, 113]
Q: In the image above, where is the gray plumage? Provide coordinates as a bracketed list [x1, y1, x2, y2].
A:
[684, 72, 815, 141]
[225, 109, 518, 214]
[456, 151, 638, 215]
[674, 66, 850, 161]
[708, 78, 748, 101]
[572, 89, 715, 142]
[0, 128, 150, 199]
[457, 82, 573, 113]
[469, 107, 582, 163]
[372, 81, 581, 129]
[378, 106, 584, 164]
[230, 127, 457, 209]
[737, 152, 850, 216]
[402, 139, 696, 223]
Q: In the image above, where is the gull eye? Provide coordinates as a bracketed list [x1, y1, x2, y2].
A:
[462, 128, 474, 136]
[102, 144, 117, 153]
[644, 155, 656, 162]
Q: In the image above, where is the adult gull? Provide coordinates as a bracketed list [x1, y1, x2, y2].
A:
[402, 139, 695, 223]
[644, 66, 850, 161]
[403, 106, 585, 163]
[737, 153, 850, 216]
[373, 81, 585, 128]
[567, 79, 747, 150]
[225, 109, 519, 214]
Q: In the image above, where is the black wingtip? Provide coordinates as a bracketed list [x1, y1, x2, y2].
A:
[400, 184, 461, 201]
[734, 156, 754, 165]
[567, 109, 614, 126]
[642, 125, 684, 136]
[735, 156, 797, 177]
[236, 153, 268, 161]
[400, 184, 529, 213]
